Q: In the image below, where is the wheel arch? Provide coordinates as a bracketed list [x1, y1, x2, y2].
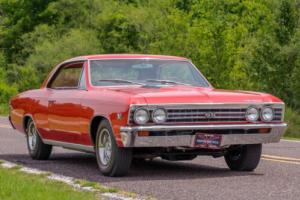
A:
[22, 114, 43, 140]
[89, 115, 113, 146]
[23, 114, 34, 134]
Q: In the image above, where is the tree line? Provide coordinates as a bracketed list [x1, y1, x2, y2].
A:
[0, 0, 300, 119]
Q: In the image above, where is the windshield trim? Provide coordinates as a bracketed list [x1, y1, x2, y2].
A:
[87, 59, 212, 88]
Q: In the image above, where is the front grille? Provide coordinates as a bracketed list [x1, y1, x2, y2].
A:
[129, 104, 284, 124]
[166, 108, 246, 122]
[274, 108, 283, 121]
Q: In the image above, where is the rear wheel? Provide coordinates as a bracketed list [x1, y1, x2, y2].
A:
[95, 120, 132, 177]
[26, 118, 52, 160]
[224, 144, 262, 171]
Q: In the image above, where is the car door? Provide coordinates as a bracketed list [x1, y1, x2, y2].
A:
[46, 61, 86, 144]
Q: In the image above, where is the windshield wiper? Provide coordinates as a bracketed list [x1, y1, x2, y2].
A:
[98, 79, 144, 85]
[145, 79, 191, 86]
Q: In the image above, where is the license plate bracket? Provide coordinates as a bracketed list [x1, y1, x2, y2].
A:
[194, 133, 222, 149]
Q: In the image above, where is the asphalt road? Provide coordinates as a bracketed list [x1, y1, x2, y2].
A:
[0, 117, 299, 200]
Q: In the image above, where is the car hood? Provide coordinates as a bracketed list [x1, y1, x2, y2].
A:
[105, 85, 282, 104]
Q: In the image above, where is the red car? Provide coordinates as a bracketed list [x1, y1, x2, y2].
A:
[9, 54, 287, 176]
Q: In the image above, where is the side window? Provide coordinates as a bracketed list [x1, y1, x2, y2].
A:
[49, 63, 83, 89]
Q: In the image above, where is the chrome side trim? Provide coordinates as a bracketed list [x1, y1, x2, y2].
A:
[119, 123, 287, 147]
[43, 139, 94, 153]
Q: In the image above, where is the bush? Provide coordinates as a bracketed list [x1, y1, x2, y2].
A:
[6, 65, 40, 91]
[0, 103, 9, 115]
[26, 28, 102, 84]
[0, 0, 300, 121]
[0, 82, 18, 114]
[284, 107, 300, 138]
[0, 82, 18, 103]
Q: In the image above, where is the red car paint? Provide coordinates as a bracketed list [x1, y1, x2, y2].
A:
[9, 54, 283, 149]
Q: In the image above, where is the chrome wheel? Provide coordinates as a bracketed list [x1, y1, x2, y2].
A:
[98, 129, 112, 166]
[27, 121, 38, 151]
[95, 120, 132, 176]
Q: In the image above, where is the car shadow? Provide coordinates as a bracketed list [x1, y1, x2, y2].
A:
[0, 152, 263, 184]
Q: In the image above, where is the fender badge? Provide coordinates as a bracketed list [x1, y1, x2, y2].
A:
[117, 113, 123, 120]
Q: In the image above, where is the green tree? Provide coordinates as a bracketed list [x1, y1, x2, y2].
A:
[0, 0, 55, 62]
[26, 29, 101, 83]
[0, 0, 300, 115]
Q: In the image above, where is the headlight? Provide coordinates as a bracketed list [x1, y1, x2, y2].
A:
[261, 107, 274, 122]
[133, 108, 149, 125]
[152, 108, 167, 123]
[245, 107, 259, 122]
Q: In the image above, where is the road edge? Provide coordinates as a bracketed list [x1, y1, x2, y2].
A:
[0, 159, 150, 200]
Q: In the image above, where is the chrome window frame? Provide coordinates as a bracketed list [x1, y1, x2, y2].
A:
[45, 59, 87, 90]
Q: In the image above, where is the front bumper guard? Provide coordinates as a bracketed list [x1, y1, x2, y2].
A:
[119, 123, 287, 148]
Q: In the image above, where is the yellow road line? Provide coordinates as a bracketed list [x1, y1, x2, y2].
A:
[262, 158, 300, 165]
[262, 154, 300, 162]
[0, 124, 11, 129]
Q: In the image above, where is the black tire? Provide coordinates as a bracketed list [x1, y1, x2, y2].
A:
[224, 144, 262, 171]
[26, 118, 52, 160]
[95, 120, 132, 177]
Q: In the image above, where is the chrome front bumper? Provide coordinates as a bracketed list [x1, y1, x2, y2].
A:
[119, 123, 287, 148]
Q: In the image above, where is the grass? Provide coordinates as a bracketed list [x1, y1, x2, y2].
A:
[282, 136, 300, 141]
[0, 103, 9, 116]
[0, 167, 98, 200]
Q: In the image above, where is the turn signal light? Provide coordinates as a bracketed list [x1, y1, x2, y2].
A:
[138, 131, 150, 136]
[259, 128, 271, 134]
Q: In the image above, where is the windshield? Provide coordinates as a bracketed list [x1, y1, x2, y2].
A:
[89, 59, 210, 87]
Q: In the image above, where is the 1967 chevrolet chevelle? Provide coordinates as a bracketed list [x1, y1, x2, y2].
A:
[9, 54, 287, 176]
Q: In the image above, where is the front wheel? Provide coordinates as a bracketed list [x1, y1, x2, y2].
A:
[224, 144, 262, 171]
[95, 120, 132, 177]
[26, 118, 52, 160]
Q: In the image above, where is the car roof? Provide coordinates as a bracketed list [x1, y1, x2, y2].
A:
[64, 54, 189, 63]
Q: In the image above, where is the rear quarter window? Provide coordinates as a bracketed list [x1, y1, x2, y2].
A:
[50, 63, 83, 88]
